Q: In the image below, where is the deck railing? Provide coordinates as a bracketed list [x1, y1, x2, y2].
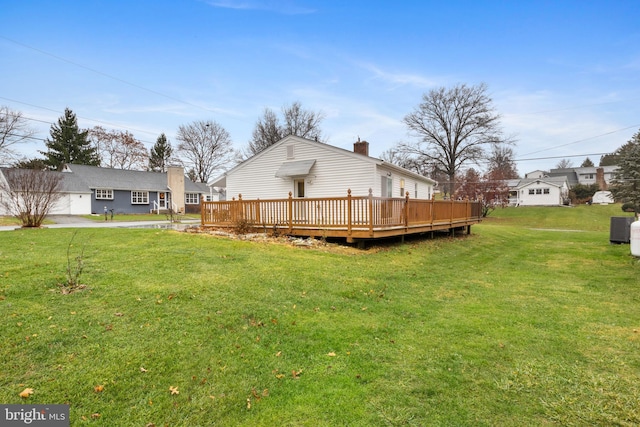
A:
[201, 190, 483, 241]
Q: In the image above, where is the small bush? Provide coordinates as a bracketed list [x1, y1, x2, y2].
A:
[621, 202, 636, 212]
[234, 217, 253, 234]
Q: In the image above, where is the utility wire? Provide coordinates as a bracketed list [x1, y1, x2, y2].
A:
[0, 36, 220, 115]
[518, 124, 640, 157]
[0, 96, 163, 145]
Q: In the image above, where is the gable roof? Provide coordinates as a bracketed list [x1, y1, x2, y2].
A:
[209, 135, 436, 187]
[515, 176, 568, 189]
[62, 164, 209, 194]
[0, 167, 91, 194]
[63, 164, 169, 191]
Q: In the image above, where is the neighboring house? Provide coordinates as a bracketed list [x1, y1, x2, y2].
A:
[525, 170, 546, 179]
[548, 166, 618, 189]
[209, 136, 436, 201]
[0, 167, 91, 215]
[508, 177, 570, 206]
[0, 165, 209, 216]
[61, 164, 209, 214]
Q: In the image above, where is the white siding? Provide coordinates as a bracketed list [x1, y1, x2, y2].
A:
[228, 139, 378, 199]
[517, 183, 564, 206]
[376, 167, 433, 200]
[227, 136, 435, 200]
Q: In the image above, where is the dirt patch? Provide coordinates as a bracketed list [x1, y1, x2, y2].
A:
[182, 226, 373, 255]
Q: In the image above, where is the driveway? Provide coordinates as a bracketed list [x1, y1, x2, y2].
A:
[0, 216, 200, 231]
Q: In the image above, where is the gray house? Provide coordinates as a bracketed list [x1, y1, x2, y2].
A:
[60, 164, 210, 214]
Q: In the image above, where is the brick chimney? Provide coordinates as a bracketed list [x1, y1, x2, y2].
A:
[353, 138, 369, 156]
[596, 167, 607, 190]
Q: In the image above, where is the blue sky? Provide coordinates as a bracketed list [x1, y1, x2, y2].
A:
[1, 0, 639, 174]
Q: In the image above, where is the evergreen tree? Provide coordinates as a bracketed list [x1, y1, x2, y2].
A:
[149, 133, 173, 172]
[581, 157, 595, 167]
[41, 108, 100, 170]
[610, 131, 640, 215]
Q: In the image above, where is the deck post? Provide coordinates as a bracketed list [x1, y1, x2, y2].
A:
[431, 194, 435, 224]
[347, 189, 352, 236]
[288, 192, 293, 233]
[404, 191, 409, 230]
[238, 194, 243, 222]
[450, 196, 454, 225]
[200, 195, 205, 227]
[368, 188, 374, 236]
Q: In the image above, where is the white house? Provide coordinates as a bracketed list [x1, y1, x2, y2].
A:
[209, 136, 436, 201]
[512, 177, 569, 206]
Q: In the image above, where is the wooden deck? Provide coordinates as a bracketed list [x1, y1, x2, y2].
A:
[201, 190, 483, 243]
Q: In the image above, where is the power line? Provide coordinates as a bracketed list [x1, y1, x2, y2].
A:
[0, 96, 164, 145]
[0, 36, 220, 115]
[515, 152, 611, 162]
[518, 124, 640, 157]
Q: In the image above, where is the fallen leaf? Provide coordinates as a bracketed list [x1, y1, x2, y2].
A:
[292, 369, 302, 379]
[114, 312, 123, 317]
[275, 351, 282, 357]
[275, 374, 285, 379]
[140, 367, 148, 373]
[19, 388, 34, 398]
[208, 395, 216, 400]
[169, 386, 179, 395]
[146, 423, 156, 427]
[94, 385, 104, 393]
[246, 398, 251, 409]
[91, 413, 101, 419]
[327, 352, 336, 357]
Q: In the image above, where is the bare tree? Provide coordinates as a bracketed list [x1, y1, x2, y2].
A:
[244, 101, 325, 158]
[487, 145, 519, 180]
[400, 83, 512, 194]
[175, 120, 234, 183]
[555, 158, 573, 169]
[379, 147, 434, 177]
[89, 126, 148, 170]
[282, 101, 325, 140]
[247, 108, 282, 156]
[0, 106, 36, 164]
[0, 168, 63, 227]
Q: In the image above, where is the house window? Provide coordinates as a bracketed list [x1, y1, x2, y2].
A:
[185, 193, 200, 204]
[131, 191, 149, 204]
[536, 189, 542, 194]
[543, 188, 550, 194]
[287, 145, 294, 159]
[400, 179, 405, 197]
[528, 189, 535, 195]
[381, 176, 392, 198]
[415, 183, 418, 199]
[95, 189, 113, 200]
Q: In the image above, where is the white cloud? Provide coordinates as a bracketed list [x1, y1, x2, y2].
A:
[205, 0, 316, 15]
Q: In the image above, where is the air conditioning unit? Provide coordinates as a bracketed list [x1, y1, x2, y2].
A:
[610, 217, 634, 244]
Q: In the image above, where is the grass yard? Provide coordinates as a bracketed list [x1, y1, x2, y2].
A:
[0, 205, 638, 426]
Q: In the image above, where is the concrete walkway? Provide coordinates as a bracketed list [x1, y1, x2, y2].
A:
[0, 216, 200, 232]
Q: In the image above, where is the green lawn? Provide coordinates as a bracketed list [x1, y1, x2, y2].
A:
[1, 205, 638, 426]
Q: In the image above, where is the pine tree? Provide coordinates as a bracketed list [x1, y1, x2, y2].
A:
[581, 157, 594, 167]
[148, 133, 173, 172]
[41, 108, 100, 170]
[610, 131, 640, 215]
